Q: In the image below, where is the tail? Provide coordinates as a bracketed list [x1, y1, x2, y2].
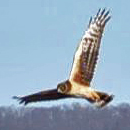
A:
[95, 91, 114, 108]
[86, 91, 114, 108]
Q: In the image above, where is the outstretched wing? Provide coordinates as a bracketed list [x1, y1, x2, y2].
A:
[69, 8, 111, 86]
[13, 89, 74, 105]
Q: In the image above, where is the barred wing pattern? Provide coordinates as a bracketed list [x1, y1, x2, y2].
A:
[69, 9, 111, 86]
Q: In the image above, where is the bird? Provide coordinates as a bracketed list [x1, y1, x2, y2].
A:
[13, 8, 114, 108]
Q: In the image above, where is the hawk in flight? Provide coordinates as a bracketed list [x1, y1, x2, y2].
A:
[13, 8, 114, 108]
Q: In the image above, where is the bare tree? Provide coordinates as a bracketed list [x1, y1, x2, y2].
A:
[0, 103, 130, 130]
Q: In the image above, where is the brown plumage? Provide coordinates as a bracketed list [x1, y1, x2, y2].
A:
[13, 8, 114, 108]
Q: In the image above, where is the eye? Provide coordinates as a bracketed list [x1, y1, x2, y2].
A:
[61, 85, 66, 92]
[57, 83, 68, 93]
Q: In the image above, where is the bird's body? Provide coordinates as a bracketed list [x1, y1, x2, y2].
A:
[62, 80, 91, 96]
[13, 8, 114, 108]
[65, 83, 99, 102]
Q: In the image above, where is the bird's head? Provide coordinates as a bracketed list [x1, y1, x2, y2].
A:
[57, 80, 71, 94]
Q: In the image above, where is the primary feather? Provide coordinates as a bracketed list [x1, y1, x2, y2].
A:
[69, 8, 111, 85]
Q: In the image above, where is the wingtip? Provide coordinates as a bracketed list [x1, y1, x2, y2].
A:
[12, 96, 28, 105]
[88, 16, 92, 27]
[101, 8, 106, 15]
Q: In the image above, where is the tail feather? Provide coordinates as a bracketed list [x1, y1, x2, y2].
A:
[95, 94, 114, 108]
[86, 91, 114, 108]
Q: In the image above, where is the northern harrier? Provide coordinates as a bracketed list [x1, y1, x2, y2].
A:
[13, 8, 114, 108]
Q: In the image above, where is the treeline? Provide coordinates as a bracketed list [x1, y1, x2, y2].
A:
[0, 103, 130, 130]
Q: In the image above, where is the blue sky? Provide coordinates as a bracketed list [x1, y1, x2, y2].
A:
[0, 0, 130, 107]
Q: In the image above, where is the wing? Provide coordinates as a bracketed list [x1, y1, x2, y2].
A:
[13, 89, 74, 105]
[69, 8, 111, 86]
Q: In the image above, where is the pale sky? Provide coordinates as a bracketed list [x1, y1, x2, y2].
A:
[0, 0, 130, 107]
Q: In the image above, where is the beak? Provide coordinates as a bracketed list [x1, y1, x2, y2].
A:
[57, 88, 61, 93]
